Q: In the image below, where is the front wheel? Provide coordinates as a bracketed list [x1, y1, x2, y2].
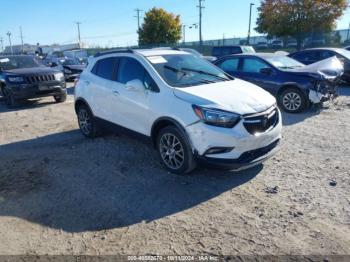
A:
[54, 92, 67, 103]
[279, 88, 307, 113]
[157, 126, 196, 175]
[2, 87, 17, 108]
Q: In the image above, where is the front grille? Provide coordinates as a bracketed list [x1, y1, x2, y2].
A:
[26, 74, 55, 83]
[243, 107, 279, 135]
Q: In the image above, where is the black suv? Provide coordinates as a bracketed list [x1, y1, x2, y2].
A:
[0, 55, 67, 107]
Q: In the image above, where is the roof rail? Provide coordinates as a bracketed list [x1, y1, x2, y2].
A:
[151, 47, 182, 51]
[94, 49, 134, 58]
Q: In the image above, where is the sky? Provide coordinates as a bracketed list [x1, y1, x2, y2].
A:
[1, 0, 350, 48]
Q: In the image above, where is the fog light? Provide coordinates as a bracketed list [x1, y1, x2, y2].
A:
[205, 147, 234, 155]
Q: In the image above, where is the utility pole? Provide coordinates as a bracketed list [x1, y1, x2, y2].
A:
[6, 31, 13, 54]
[197, 0, 205, 47]
[135, 9, 143, 46]
[247, 3, 255, 45]
[20, 26, 24, 53]
[75, 22, 81, 48]
[0, 37, 3, 52]
[182, 24, 187, 44]
[135, 9, 143, 30]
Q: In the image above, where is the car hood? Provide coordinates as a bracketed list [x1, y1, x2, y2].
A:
[173, 78, 276, 115]
[286, 56, 344, 81]
[3, 67, 60, 75]
[63, 64, 85, 71]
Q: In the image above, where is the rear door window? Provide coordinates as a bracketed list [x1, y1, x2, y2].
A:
[92, 57, 117, 80]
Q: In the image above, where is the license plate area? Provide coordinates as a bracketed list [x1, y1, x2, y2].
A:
[38, 86, 50, 91]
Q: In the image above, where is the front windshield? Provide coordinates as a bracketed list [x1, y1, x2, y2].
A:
[266, 56, 304, 69]
[182, 48, 202, 57]
[0, 56, 44, 70]
[148, 54, 231, 87]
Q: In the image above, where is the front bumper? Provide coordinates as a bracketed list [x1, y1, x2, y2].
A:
[9, 82, 66, 99]
[197, 139, 280, 170]
[186, 109, 282, 170]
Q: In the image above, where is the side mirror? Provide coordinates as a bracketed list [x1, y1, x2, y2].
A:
[50, 62, 58, 67]
[126, 79, 145, 92]
[260, 67, 273, 75]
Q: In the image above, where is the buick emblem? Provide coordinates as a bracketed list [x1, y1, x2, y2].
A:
[262, 116, 268, 127]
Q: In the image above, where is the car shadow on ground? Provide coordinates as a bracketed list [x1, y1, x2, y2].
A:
[0, 130, 262, 233]
[281, 105, 323, 126]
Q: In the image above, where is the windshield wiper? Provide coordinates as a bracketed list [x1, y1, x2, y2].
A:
[279, 66, 303, 69]
[164, 65, 188, 75]
[180, 67, 230, 81]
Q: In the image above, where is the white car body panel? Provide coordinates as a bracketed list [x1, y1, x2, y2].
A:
[75, 49, 282, 169]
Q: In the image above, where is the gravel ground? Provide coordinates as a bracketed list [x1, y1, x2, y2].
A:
[0, 84, 349, 256]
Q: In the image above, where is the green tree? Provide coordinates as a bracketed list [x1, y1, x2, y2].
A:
[138, 8, 182, 46]
[255, 0, 348, 49]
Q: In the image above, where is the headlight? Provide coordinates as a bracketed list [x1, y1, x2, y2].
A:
[54, 72, 64, 81]
[7, 76, 24, 83]
[64, 68, 72, 74]
[192, 105, 241, 128]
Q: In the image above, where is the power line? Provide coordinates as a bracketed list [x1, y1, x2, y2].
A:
[197, 0, 205, 47]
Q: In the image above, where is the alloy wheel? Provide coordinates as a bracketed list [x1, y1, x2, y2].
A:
[78, 108, 92, 135]
[282, 92, 302, 111]
[159, 133, 185, 170]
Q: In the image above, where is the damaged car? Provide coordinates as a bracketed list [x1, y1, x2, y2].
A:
[50, 58, 86, 82]
[215, 53, 342, 113]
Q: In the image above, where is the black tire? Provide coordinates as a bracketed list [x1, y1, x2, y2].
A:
[156, 125, 196, 175]
[2, 87, 18, 108]
[54, 92, 67, 103]
[76, 104, 100, 138]
[279, 88, 308, 113]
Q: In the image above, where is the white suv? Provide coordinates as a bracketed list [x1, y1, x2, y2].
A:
[74, 49, 282, 174]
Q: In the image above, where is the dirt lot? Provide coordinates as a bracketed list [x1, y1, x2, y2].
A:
[0, 84, 349, 256]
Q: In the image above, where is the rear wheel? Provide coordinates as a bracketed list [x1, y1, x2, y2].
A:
[54, 92, 67, 103]
[279, 88, 307, 113]
[157, 126, 196, 175]
[76, 104, 100, 138]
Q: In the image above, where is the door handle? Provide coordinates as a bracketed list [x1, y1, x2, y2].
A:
[84, 80, 90, 85]
[112, 90, 120, 95]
